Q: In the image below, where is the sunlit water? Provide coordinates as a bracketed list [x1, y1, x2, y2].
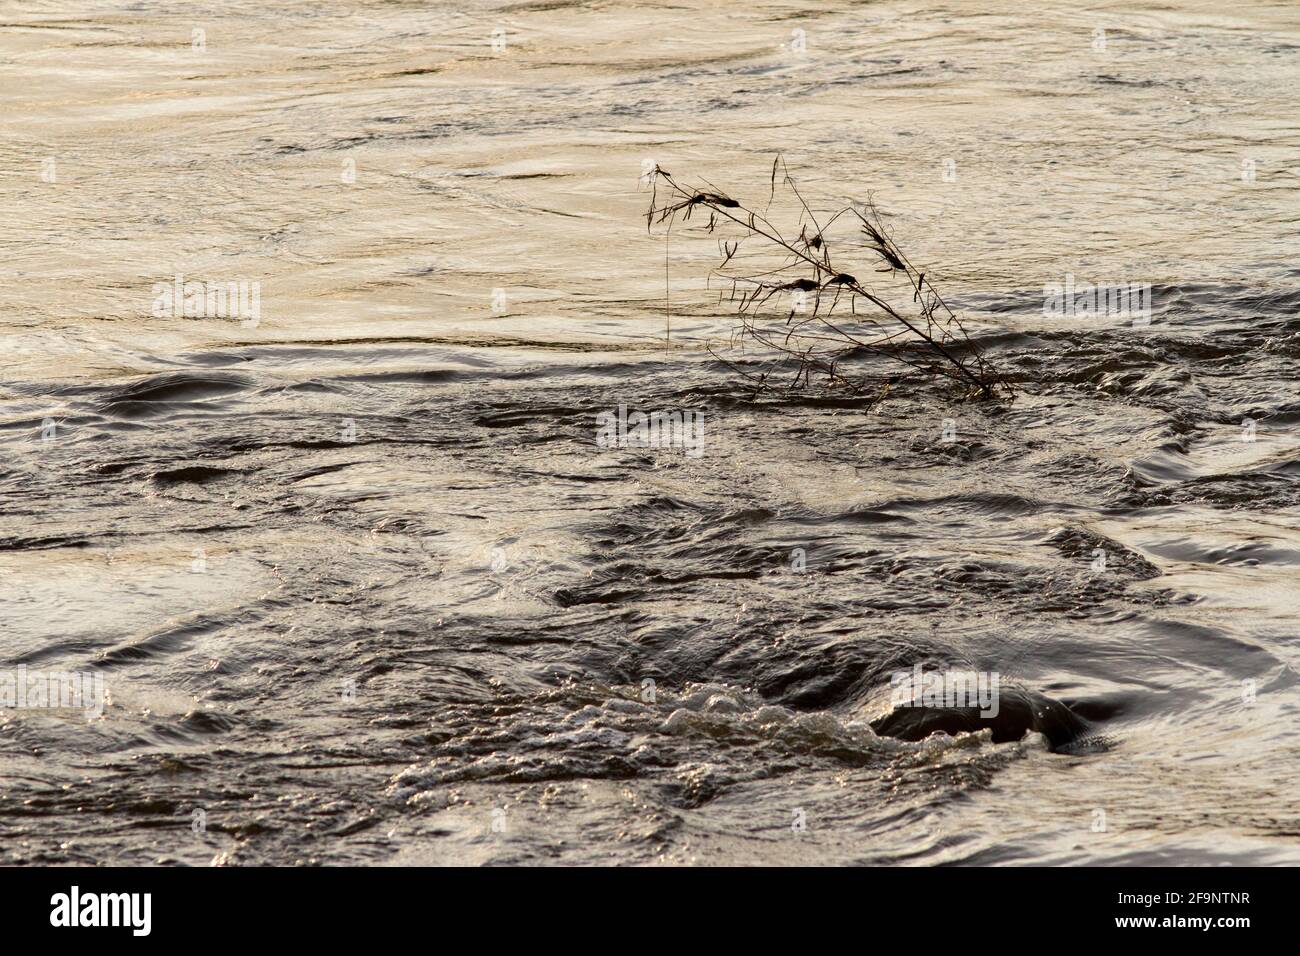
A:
[1, 0, 1298, 865]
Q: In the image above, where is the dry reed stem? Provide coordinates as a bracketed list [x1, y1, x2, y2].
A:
[645, 157, 1010, 402]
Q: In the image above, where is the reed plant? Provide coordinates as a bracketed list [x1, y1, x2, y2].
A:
[646, 157, 1008, 401]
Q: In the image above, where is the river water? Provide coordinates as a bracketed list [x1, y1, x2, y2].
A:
[1, 0, 1298, 865]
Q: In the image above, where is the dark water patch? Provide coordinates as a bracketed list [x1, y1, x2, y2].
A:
[149, 464, 243, 487]
[97, 615, 246, 668]
[96, 372, 254, 410]
[332, 369, 468, 386]
[1045, 526, 1162, 580]
[473, 403, 589, 428]
[1142, 536, 1300, 567]
[879, 492, 1052, 519]
[0, 533, 93, 552]
[871, 687, 1091, 752]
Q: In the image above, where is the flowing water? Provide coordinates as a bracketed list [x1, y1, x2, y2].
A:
[2, 0, 1299, 865]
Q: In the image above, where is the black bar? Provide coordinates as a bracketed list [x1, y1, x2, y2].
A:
[1, 866, 1278, 940]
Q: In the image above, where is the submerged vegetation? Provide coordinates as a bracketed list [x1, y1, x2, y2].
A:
[646, 157, 1009, 402]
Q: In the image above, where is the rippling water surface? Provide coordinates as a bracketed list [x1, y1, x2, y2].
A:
[2, 0, 1299, 865]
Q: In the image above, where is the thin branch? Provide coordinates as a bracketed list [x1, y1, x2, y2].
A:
[646, 158, 1011, 401]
